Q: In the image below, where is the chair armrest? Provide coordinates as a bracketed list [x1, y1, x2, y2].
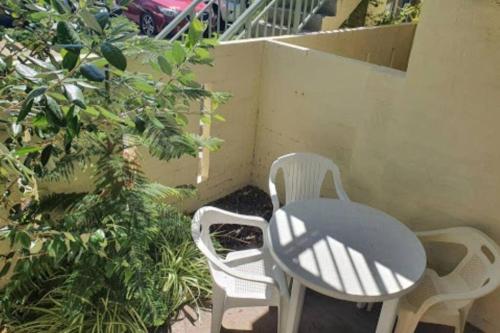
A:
[327, 160, 350, 201]
[198, 206, 269, 231]
[195, 239, 277, 285]
[416, 227, 476, 244]
[269, 173, 280, 213]
[332, 174, 350, 201]
[415, 284, 496, 319]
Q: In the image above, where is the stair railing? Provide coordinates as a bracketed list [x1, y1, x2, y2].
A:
[155, 0, 248, 41]
[221, 0, 327, 40]
[155, 0, 326, 41]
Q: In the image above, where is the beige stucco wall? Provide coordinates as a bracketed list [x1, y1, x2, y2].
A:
[276, 23, 416, 71]
[251, 0, 500, 331]
[252, 39, 406, 198]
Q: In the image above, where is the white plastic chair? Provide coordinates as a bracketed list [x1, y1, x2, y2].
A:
[395, 227, 500, 333]
[268, 152, 349, 213]
[192, 206, 289, 333]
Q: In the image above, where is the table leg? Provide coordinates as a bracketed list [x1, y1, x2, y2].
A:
[284, 279, 305, 333]
[375, 298, 399, 333]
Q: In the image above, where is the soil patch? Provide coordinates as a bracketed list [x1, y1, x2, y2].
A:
[207, 186, 273, 251]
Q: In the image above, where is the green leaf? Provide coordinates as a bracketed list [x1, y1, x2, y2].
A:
[99, 108, 124, 124]
[135, 116, 146, 133]
[18, 87, 47, 122]
[26, 56, 57, 71]
[41, 144, 53, 165]
[0, 261, 11, 278]
[44, 96, 65, 126]
[32, 114, 49, 128]
[47, 92, 67, 101]
[56, 21, 81, 48]
[18, 99, 34, 122]
[203, 37, 219, 47]
[80, 233, 90, 245]
[194, 48, 211, 62]
[15, 146, 42, 157]
[15, 231, 31, 249]
[95, 11, 110, 29]
[0, 57, 6, 72]
[62, 51, 79, 70]
[64, 84, 86, 108]
[90, 229, 106, 244]
[76, 81, 99, 90]
[80, 63, 105, 82]
[46, 241, 56, 257]
[213, 114, 226, 122]
[26, 86, 47, 100]
[171, 42, 186, 64]
[188, 19, 205, 46]
[63, 232, 76, 242]
[51, 0, 70, 14]
[80, 9, 103, 34]
[66, 106, 80, 136]
[83, 106, 100, 117]
[101, 42, 127, 71]
[15, 63, 40, 82]
[157, 55, 172, 75]
[132, 79, 155, 94]
[30, 239, 44, 254]
[149, 115, 165, 129]
[124, 268, 134, 284]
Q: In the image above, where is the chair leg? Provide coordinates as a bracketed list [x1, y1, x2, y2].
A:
[394, 312, 418, 333]
[278, 295, 289, 333]
[277, 305, 282, 333]
[285, 280, 305, 333]
[455, 310, 467, 333]
[211, 286, 225, 333]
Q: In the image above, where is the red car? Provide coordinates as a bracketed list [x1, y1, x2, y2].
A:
[125, 0, 212, 37]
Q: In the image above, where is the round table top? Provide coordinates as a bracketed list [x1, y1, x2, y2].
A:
[267, 199, 426, 302]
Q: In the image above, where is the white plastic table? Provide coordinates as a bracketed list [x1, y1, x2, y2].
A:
[267, 199, 426, 333]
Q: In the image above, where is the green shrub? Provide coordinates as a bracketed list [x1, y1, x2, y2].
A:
[0, 1, 224, 331]
[1, 210, 211, 332]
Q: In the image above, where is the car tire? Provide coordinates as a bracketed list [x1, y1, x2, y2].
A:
[140, 13, 156, 36]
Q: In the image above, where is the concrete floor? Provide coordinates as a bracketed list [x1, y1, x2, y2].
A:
[172, 289, 482, 333]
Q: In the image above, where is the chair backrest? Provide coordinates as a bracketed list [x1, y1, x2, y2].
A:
[450, 228, 500, 293]
[191, 207, 226, 269]
[269, 152, 349, 212]
[429, 227, 500, 296]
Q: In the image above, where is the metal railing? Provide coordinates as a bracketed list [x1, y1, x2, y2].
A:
[155, 0, 326, 41]
[221, 0, 327, 40]
[155, 0, 248, 40]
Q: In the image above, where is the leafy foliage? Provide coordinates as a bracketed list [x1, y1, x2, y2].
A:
[370, 0, 422, 25]
[343, 0, 422, 28]
[0, 1, 224, 331]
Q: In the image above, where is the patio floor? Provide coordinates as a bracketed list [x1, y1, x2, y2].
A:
[171, 289, 482, 333]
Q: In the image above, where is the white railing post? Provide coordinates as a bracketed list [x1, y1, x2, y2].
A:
[155, 0, 205, 40]
[292, 0, 303, 33]
[245, 17, 253, 38]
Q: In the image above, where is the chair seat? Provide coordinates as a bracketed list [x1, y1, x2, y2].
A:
[213, 248, 279, 300]
[400, 269, 471, 319]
